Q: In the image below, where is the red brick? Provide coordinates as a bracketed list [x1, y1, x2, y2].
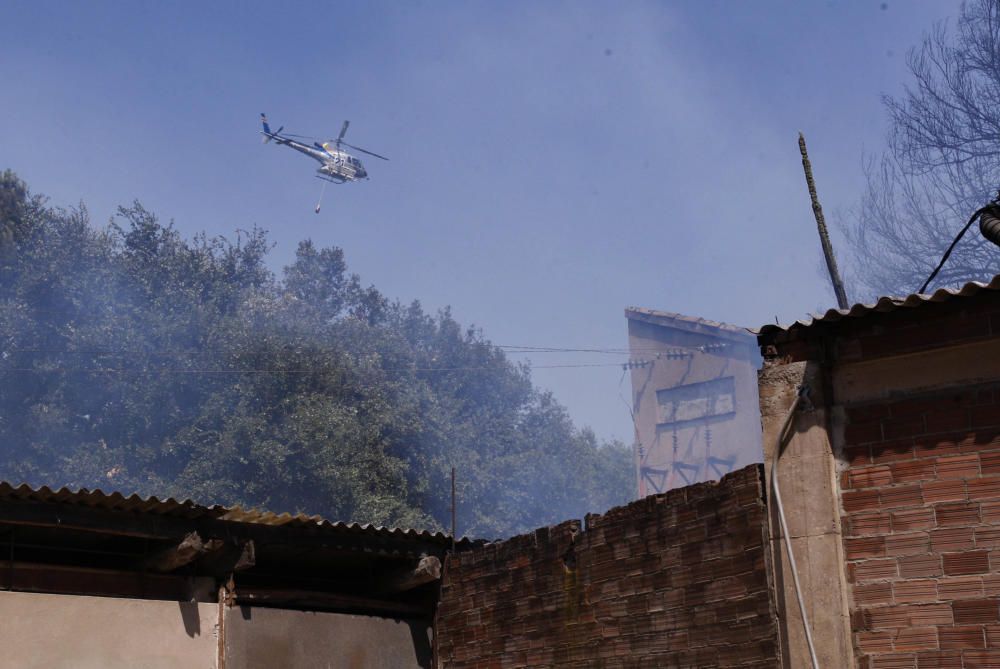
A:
[844, 489, 882, 514]
[970, 477, 1000, 501]
[874, 439, 918, 464]
[886, 533, 930, 557]
[978, 386, 999, 404]
[872, 654, 917, 669]
[936, 454, 981, 479]
[977, 527, 1000, 548]
[925, 408, 971, 434]
[866, 604, 953, 629]
[953, 599, 1000, 624]
[931, 527, 977, 553]
[963, 428, 1000, 453]
[964, 650, 1000, 668]
[899, 554, 943, 579]
[881, 485, 925, 510]
[984, 575, 1000, 597]
[922, 480, 968, 504]
[973, 404, 1000, 429]
[987, 625, 1000, 647]
[893, 626, 939, 651]
[884, 416, 928, 440]
[982, 450, 1000, 475]
[846, 445, 873, 466]
[847, 420, 885, 445]
[852, 403, 893, 422]
[937, 625, 985, 649]
[915, 650, 963, 668]
[914, 433, 964, 459]
[848, 536, 888, 560]
[893, 508, 936, 532]
[891, 459, 938, 484]
[893, 579, 938, 604]
[853, 465, 895, 488]
[935, 502, 981, 527]
[854, 559, 901, 582]
[855, 582, 894, 606]
[892, 396, 960, 418]
[937, 576, 985, 600]
[850, 511, 894, 536]
[857, 629, 894, 653]
[983, 501, 1000, 524]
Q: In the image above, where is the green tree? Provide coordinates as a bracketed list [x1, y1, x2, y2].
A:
[0, 172, 632, 537]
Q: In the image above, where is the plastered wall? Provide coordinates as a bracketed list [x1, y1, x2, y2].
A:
[225, 605, 432, 669]
[0, 589, 218, 669]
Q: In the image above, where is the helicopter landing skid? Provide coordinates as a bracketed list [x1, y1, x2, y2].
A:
[314, 175, 347, 184]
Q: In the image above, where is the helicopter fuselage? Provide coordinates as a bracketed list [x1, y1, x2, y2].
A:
[270, 136, 368, 183]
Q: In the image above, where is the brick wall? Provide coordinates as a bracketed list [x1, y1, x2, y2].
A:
[435, 464, 779, 668]
[841, 383, 1000, 668]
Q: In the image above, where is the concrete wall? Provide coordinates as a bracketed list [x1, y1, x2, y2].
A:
[759, 360, 855, 669]
[224, 606, 432, 669]
[627, 316, 762, 496]
[0, 590, 218, 669]
[436, 464, 779, 668]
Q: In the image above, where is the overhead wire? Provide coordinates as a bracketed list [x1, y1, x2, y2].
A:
[0, 361, 629, 376]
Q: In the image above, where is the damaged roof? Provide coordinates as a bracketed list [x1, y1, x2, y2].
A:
[625, 306, 754, 341]
[757, 274, 1000, 341]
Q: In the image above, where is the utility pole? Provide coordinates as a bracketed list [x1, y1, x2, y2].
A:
[798, 132, 850, 310]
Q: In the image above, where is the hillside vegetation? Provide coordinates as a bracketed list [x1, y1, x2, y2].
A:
[0, 171, 631, 537]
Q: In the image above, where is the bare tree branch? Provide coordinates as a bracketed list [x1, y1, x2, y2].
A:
[845, 0, 1000, 299]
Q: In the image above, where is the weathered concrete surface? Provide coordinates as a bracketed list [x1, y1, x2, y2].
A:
[834, 337, 1000, 404]
[760, 360, 855, 669]
[0, 590, 217, 669]
[627, 316, 763, 495]
[224, 606, 431, 669]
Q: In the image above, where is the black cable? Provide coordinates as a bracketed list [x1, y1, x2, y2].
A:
[918, 204, 992, 294]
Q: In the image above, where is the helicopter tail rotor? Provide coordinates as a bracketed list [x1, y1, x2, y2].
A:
[260, 113, 283, 143]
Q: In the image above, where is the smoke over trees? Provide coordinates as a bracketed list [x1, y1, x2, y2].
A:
[845, 0, 1000, 298]
[0, 172, 631, 538]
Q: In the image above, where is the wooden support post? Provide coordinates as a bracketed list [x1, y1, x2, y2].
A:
[234, 587, 430, 618]
[380, 555, 441, 594]
[798, 132, 850, 309]
[142, 532, 207, 573]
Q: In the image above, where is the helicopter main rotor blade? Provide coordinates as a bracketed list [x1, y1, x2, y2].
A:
[340, 141, 389, 161]
[337, 120, 349, 144]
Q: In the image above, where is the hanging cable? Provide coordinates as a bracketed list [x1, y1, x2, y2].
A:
[770, 385, 820, 669]
[917, 198, 999, 294]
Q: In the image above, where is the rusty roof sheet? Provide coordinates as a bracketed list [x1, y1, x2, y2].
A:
[757, 274, 1000, 339]
[0, 481, 471, 546]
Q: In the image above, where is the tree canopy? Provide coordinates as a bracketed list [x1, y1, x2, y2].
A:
[0, 171, 632, 538]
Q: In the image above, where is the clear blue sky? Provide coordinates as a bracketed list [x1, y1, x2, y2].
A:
[1, 0, 961, 443]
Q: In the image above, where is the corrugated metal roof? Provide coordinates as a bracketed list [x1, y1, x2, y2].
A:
[757, 274, 1000, 339]
[0, 481, 470, 546]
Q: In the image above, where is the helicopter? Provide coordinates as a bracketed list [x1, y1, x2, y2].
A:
[260, 113, 388, 213]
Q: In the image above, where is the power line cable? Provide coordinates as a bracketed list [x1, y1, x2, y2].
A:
[0, 361, 628, 376]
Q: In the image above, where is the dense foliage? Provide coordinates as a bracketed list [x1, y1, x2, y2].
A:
[0, 171, 632, 538]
